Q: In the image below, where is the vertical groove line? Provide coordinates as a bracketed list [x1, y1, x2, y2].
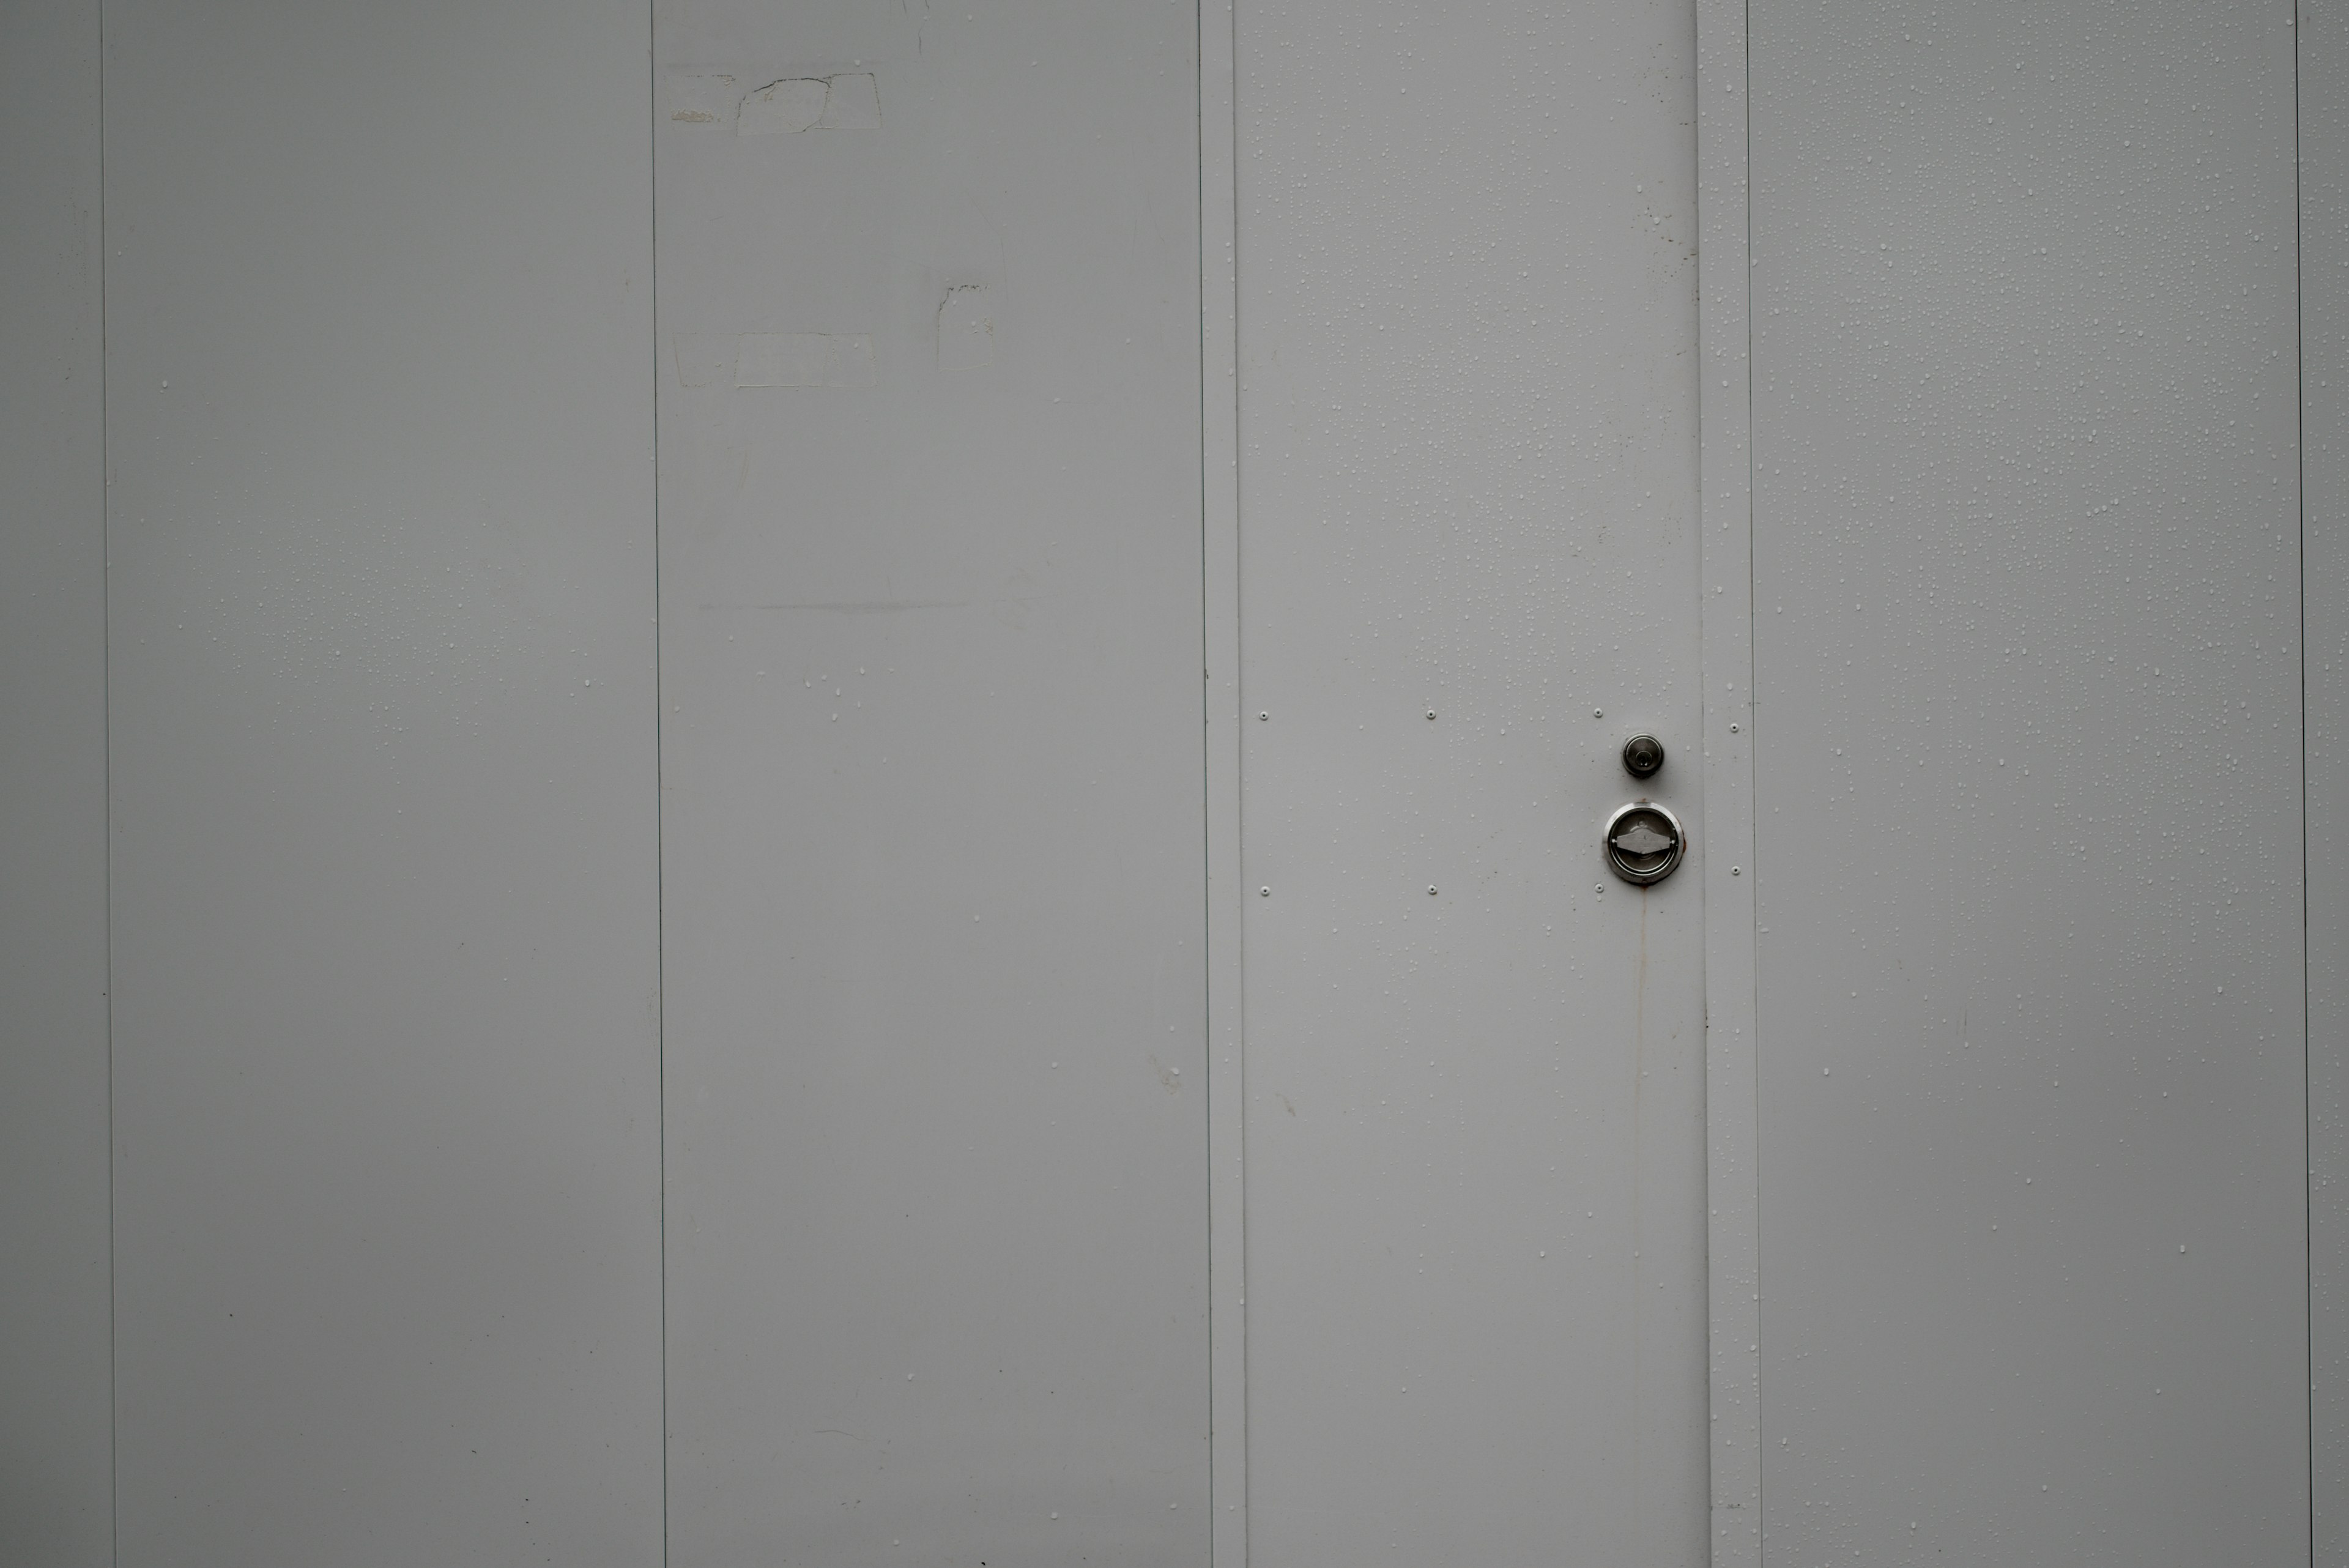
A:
[1228, 1, 1249, 1561]
[648, 2, 668, 1561]
[2295, 7, 2313, 1564]
[1197, 0, 1214, 1551]
[98, 0, 117, 1557]
[1203, 0, 1249, 1558]
[1741, 1, 1761, 1562]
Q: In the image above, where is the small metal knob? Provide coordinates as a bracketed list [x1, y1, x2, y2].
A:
[1621, 734, 1665, 779]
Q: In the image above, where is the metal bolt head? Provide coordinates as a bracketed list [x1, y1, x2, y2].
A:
[1621, 734, 1666, 779]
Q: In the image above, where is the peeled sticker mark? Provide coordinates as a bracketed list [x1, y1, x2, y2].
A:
[673, 335, 737, 388]
[817, 73, 880, 129]
[737, 73, 879, 134]
[735, 333, 876, 388]
[738, 77, 827, 134]
[666, 72, 738, 124]
[937, 284, 995, 370]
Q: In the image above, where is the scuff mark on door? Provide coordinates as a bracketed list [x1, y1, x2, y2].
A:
[938, 283, 995, 370]
[738, 72, 880, 135]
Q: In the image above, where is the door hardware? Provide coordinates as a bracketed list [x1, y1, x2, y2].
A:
[1603, 800, 1683, 886]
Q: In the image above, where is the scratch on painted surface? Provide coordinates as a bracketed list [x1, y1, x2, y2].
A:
[815, 73, 881, 128]
[937, 283, 995, 370]
[738, 76, 826, 133]
[738, 72, 879, 135]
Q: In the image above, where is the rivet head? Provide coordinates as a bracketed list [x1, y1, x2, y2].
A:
[1594, 708, 1605, 719]
[1426, 710, 1437, 720]
[1730, 722, 1740, 733]
[1428, 886, 1438, 896]
[1259, 712, 1269, 721]
[1259, 886, 1270, 897]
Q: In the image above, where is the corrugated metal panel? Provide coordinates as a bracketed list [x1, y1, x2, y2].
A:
[0, 1, 111, 1561]
[1748, 4, 2309, 1559]
[651, 2, 1211, 1560]
[103, 6, 664, 1558]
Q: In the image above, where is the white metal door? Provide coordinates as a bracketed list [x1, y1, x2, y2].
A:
[1233, 2, 1713, 1562]
[1712, 3, 2317, 1561]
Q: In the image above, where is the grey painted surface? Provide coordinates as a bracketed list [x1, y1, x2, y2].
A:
[1693, 0, 1761, 1559]
[0, 1, 111, 1562]
[2307, 4, 2348, 1561]
[651, 3, 1209, 1562]
[34, 8, 2335, 1562]
[1748, 4, 2309, 1562]
[103, 4, 663, 1561]
[1200, 2, 1250, 1562]
[1233, 2, 1710, 1562]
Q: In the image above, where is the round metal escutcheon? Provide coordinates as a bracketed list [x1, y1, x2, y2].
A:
[1603, 800, 1685, 886]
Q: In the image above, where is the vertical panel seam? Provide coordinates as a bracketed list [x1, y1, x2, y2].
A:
[1228, 0, 1249, 1557]
[1742, 4, 1761, 1563]
[1203, 0, 1248, 1559]
[99, 0, 117, 1556]
[648, 1, 669, 1561]
[2297, 7, 2315, 1566]
[1198, 0, 1215, 1551]
[1699, 0, 1762, 1555]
